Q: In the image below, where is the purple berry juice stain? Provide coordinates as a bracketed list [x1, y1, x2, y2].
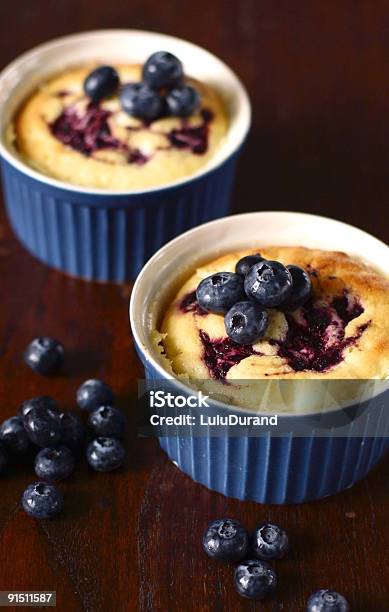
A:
[168, 109, 213, 155]
[50, 103, 120, 155]
[199, 331, 259, 380]
[189, 290, 369, 378]
[273, 292, 368, 372]
[179, 291, 207, 316]
[51, 103, 213, 162]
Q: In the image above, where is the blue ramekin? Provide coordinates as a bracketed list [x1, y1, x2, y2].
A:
[0, 30, 251, 282]
[130, 212, 389, 504]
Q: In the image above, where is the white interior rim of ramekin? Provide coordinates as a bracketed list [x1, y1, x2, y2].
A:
[0, 29, 251, 196]
[130, 211, 389, 416]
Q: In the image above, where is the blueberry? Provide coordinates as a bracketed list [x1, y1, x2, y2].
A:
[244, 260, 292, 308]
[282, 265, 312, 310]
[235, 254, 266, 277]
[83, 65, 119, 102]
[143, 51, 183, 89]
[196, 272, 245, 314]
[225, 301, 268, 345]
[202, 518, 249, 561]
[34, 445, 74, 481]
[0, 441, 8, 472]
[88, 406, 126, 438]
[76, 379, 114, 412]
[120, 83, 164, 121]
[19, 396, 58, 419]
[59, 412, 85, 449]
[234, 559, 277, 600]
[252, 522, 289, 560]
[307, 590, 350, 612]
[22, 482, 63, 519]
[86, 437, 125, 472]
[24, 337, 64, 375]
[166, 85, 200, 117]
[24, 405, 61, 447]
[0, 416, 30, 454]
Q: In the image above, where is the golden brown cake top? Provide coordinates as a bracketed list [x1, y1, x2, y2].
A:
[10, 64, 228, 190]
[157, 246, 389, 384]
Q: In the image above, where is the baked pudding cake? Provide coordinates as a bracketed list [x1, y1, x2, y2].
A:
[9, 52, 228, 190]
[153, 247, 389, 411]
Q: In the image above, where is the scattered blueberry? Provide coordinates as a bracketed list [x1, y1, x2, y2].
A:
[244, 260, 293, 308]
[143, 51, 183, 89]
[76, 379, 114, 412]
[59, 412, 85, 450]
[83, 65, 119, 102]
[166, 85, 200, 117]
[235, 254, 265, 277]
[88, 406, 126, 438]
[23, 405, 61, 448]
[19, 396, 58, 419]
[196, 272, 245, 314]
[34, 445, 75, 481]
[225, 301, 268, 345]
[0, 441, 8, 472]
[306, 589, 350, 612]
[22, 482, 64, 519]
[282, 265, 312, 310]
[252, 522, 289, 560]
[202, 518, 249, 561]
[120, 83, 164, 121]
[0, 416, 30, 454]
[24, 337, 64, 375]
[86, 437, 125, 472]
[234, 559, 277, 600]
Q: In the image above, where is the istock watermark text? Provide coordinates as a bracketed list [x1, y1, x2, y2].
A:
[149, 390, 210, 408]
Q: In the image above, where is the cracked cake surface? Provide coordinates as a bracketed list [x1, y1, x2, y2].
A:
[155, 247, 389, 386]
[10, 64, 228, 190]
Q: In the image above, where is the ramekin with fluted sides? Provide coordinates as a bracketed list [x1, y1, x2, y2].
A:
[0, 30, 250, 282]
[130, 211, 389, 504]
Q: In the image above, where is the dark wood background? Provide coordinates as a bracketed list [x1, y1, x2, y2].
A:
[0, 2, 388, 611]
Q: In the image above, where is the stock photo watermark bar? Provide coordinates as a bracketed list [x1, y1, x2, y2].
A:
[136, 379, 389, 437]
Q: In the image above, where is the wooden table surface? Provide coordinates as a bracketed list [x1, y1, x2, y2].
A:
[0, 2, 388, 611]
